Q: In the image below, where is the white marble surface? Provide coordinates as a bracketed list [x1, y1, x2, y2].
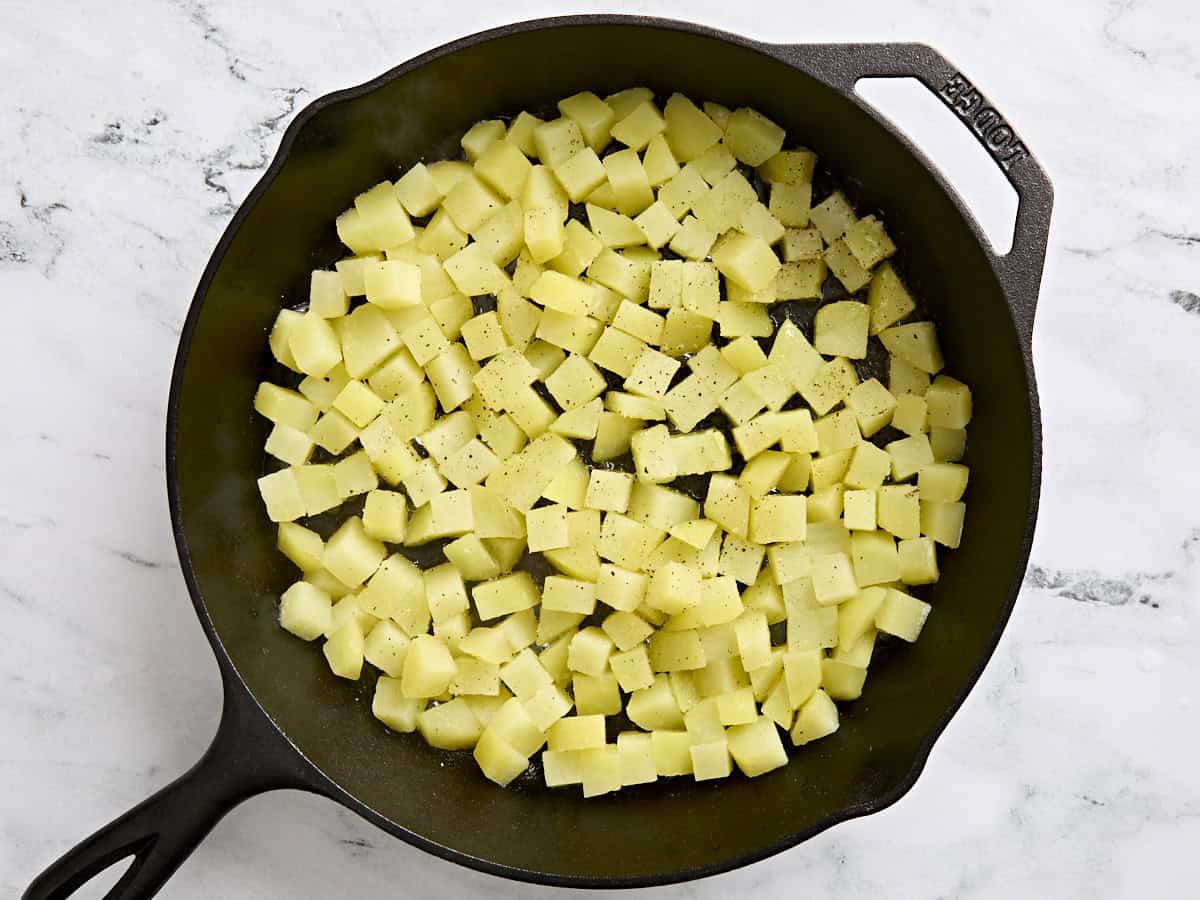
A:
[2, 0, 1197, 896]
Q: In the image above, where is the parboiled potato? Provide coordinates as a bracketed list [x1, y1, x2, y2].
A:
[254, 89, 977, 797]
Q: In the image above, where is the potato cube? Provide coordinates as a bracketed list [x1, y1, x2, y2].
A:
[416, 698, 483, 751]
[918, 462, 969, 503]
[268, 308, 304, 371]
[821, 657, 867, 701]
[332, 450, 378, 500]
[715, 300, 773, 338]
[308, 270, 348, 319]
[663, 93, 723, 161]
[718, 534, 765, 586]
[809, 190, 857, 243]
[886, 433, 935, 481]
[322, 620, 364, 680]
[695, 172, 759, 236]
[553, 147, 607, 202]
[442, 242, 508, 297]
[850, 531, 900, 586]
[278, 581, 332, 641]
[648, 729, 693, 776]
[616, 731, 658, 786]
[633, 201, 681, 249]
[498, 647, 553, 701]
[722, 107, 784, 165]
[443, 535, 502, 582]
[358, 554, 427, 633]
[584, 469, 634, 514]
[867, 262, 916, 334]
[925, 375, 973, 428]
[586, 204, 644, 249]
[842, 489, 877, 531]
[558, 91, 615, 152]
[341, 304, 400, 379]
[540, 576, 596, 616]
[523, 503, 566, 553]
[892, 393, 929, 436]
[723, 717, 787, 777]
[264, 422, 314, 467]
[288, 313, 343, 379]
[603, 148, 655, 216]
[690, 738, 733, 781]
[698, 576, 743, 626]
[844, 214, 896, 269]
[547, 714, 606, 752]
[898, 537, 940, 585]
[810, 552, 858, 605]
[877, 588, 932, 641]
[759, 148, 817, 186]
[596, 564, 648, 613]
[612, 300, 666, 346]
[878, 484, 921, 539]
[373, 677, 424, 733]
[360, 619, 410, 677]
[277, 522, 324, 574]
[441, 439, 500, 488]
[668, 214, 718, 261]
[660, 307, 713, 357]
[523, 683, 574, 732]
[768, 181, 813, 228]
[648, 629, 706, 671]
[704, 475, 751, 539]
[597, 611, 652, 653]
[824, 239, 872, 293]
[324, 517, 386, 588]
[473, 731, 530, 787]
[749, 495, 807, 544]
[474, 139, 533, 201]
[894, 352, 935, 397]
[692, 143, 736, 185]
[354, 181, 415, 247]
[573, 672, 622, 716]
[472, 571, 540, 621]
[880, 322, 945, 374]
[921, 500, 966, 548]
[645, 562, 701, 616]
[399, 634, 456, 698]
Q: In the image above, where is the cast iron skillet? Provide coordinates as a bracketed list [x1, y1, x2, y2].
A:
[25, 15, 1052, 898]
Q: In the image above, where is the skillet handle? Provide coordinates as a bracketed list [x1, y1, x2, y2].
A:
[23, 685, 316, 900]
[768, 42, 1053, 348]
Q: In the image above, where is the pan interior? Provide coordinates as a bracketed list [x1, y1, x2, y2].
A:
[172, 22, 1034, 883]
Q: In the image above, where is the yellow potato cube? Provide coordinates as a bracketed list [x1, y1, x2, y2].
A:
[690, 738, 733, 781]
[694, 171, 758, 234]
[880, 322, 945, 374]
[277, 522, 323, 573]
[582, 469, 633, 514]
[324, 517, 386, 588]
[541, 576, 597, 616]
[473, 731, 530, 787]
[400, 634, 457, 698]
[553, 147, 607, 202]
[844, 214, 897, 269]
[358, 554, 427, 633]
[610, 99, 666, 150]
[362, 619, 411, 677]
[668, 214, 719, 261]
[474, 139, 533, 200]
[587, 204, 644, 248]
[472, 571, 540, 621]
[749, 495, 807, 544]
[921, 500, 966, 548]
[442, 242, 508, 297]
[547, 714, 606, 752]
[332, 450, 378, 500]
[443, 535, 501, 582]
[769, 181, 812, 228]
[459, 311, 508, 361]
[289, 313, 343, 379]
[633, 201, 681, 249]
[919, 462, 970, 504]
[401, 459, 446, 507]
[616, 731, 658, 786]
[711, 232, 781, 293]
[790, 688, 839, 745]
[523, 683, 574, 731]
[630, 424, 677, 484]
[878, 484, 921, 539]
[724, 107, 785, 165]
[524, 503, 567, 553]
[265, 423, 315, 467]
[824, 239, 872, 293]
[596, 564, 648, 613]
[891, 393, 929, 436]
[810, 551, 858, 605]
[737, 451, 790, 497]
[416, 698, 483, 750]
[499, 648, 553, 700]
[340, 304, 400, 379]
[323, 620, 365, 680]
[850, 531, 901, 586]
[692, 143, 736, 185]
[332, 380, 384, 429]
[602, 148, 655, 216]
[278, 581, 332, 641]
[663, 93, 723, 161]
[544, 353, 606, 410]
[867, 262, 916, 334]
[671, 430, 732, 477]
[886, 433, 935, 481]
[718, 534, 765, 585]
[660, 308, 713, 357]
[574, 672, 623, 715]
[843, 489, 877, 532]
[925, 375, 973, 428]
[898, 537, 940, 585]
[648, 629, 706, 672]
[372, 676, 424, 733]
[877, 587, 932, 641]
[558, 91, 615, 152]
[704, 474, 751, 539]
[776, 259, 826, 301]
[649, 729, 693, 776]
[891, 355, 932, 397]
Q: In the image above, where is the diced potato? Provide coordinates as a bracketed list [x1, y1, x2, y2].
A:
[880, 322, 945, 374]
[878, 484, 921, 540]
[925, 375, 973, 429]
[886, 433, 935, 482]
[877, 588, 933, 641]
[472, 571, 540, 621]
[921, 500, 966, 548]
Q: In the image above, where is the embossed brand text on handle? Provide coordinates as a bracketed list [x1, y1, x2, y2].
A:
[939, 74, 1029, 171]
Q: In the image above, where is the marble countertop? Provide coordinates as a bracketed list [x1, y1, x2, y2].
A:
[3, 0, 1197, 896]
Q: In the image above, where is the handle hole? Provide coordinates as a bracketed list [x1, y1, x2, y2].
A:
[855, 77, 1018, 255]
[56, 852, 138, 900]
